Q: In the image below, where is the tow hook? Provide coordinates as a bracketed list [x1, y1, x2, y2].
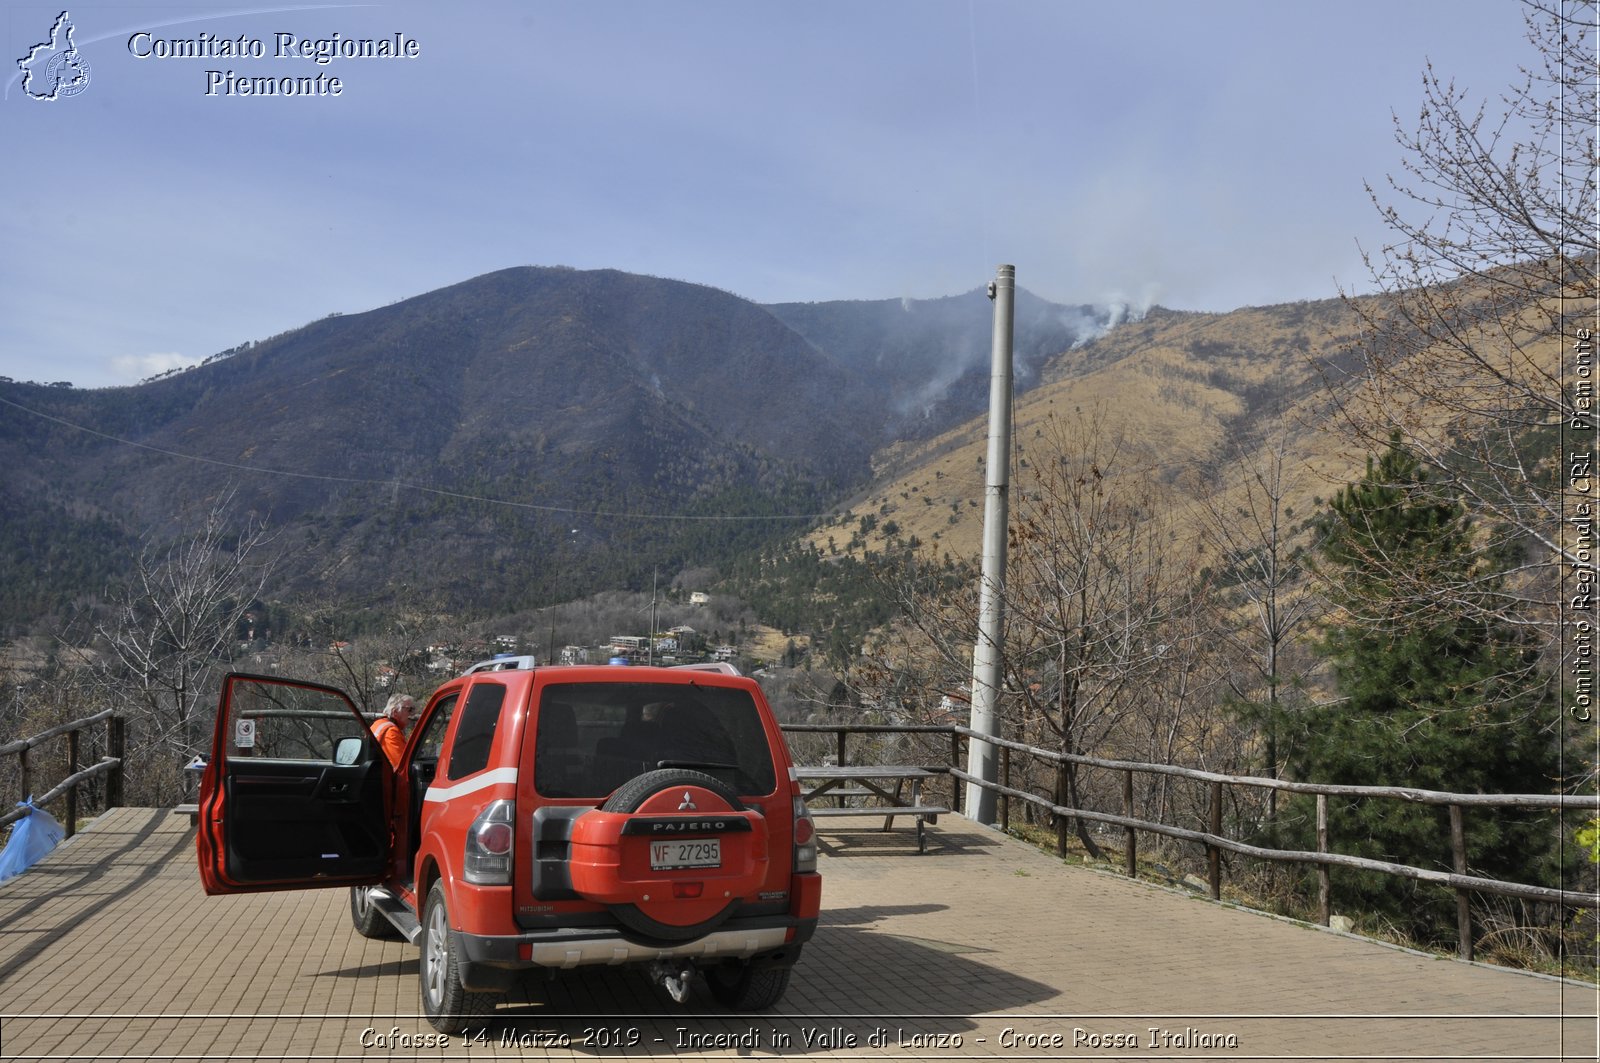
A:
[650, 960, 697, 1004]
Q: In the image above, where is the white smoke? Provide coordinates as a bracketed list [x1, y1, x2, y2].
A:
[1108, 284, 1160, 323]
[882, 285, 1162, 419]
[1066, 286, 1160, 349]
[904, 363, 971, 418]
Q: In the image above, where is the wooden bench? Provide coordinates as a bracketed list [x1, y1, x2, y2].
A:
[795, 766, 950, 852]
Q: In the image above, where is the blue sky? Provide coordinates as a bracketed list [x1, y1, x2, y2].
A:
[2, 1, 1530, 389]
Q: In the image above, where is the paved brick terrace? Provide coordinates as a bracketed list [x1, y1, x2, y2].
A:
[0, 807, 1594, 1061]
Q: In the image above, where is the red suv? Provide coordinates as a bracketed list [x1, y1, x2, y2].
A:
[195, 660, 821, 1032]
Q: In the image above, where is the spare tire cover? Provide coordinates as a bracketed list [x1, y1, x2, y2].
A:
[569, 768, 770, 942]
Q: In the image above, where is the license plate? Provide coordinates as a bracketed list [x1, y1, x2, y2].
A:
[649, 838, 720, 871]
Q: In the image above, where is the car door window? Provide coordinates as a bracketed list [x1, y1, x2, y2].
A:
[413, 692, 460, 764]
[228, 678, 368, 762]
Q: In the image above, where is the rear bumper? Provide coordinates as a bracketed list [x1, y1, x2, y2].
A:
[453, 915, 814, 990]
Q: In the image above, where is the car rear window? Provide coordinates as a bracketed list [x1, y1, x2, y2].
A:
[532, 682, 777, 799]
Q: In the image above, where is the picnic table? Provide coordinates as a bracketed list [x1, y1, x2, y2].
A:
[795, 765, 950, 852]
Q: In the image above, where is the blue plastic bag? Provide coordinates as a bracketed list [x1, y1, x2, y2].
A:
[0, 798, 66, 883]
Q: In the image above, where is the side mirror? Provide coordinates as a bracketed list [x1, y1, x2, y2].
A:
[333, 737, 364, 766]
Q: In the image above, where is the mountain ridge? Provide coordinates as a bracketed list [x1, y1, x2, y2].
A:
[1, 266, 888, 625]
[0, 264, 1366, 636]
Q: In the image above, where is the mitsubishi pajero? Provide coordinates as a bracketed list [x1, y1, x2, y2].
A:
[195, 660, 821, 1032]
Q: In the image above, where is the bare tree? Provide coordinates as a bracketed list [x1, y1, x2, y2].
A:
[275, 621, 443, 718]
[1193, 435, 1325, 794]
[997, 411, 1202, 855]
[849, 411, 1251, 856]
[1330, 0, 1594, 638]
[95, 497, 275, 801]
[842, 551, 983, 768]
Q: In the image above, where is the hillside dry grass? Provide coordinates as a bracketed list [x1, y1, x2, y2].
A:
[810, 296, 1363, 561]
[811, 286, 1569, 570]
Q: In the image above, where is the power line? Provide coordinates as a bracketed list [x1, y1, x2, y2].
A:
[0, 392, 838, 525]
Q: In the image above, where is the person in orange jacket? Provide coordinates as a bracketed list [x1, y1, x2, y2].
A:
[371, 694, 414, 766]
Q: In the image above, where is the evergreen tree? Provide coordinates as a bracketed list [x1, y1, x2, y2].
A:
[1290, 435, 1566, 944]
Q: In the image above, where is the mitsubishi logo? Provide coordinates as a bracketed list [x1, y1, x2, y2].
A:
[677, 791, 697, 811]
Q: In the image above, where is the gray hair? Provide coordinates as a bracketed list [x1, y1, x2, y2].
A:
[384, 693, 415, 719]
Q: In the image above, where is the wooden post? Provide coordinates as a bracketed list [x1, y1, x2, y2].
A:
[1054, 762, 1067, 858]
[1123, 769, 1137, 878]
[1316, 793, 1330, 926]
[18, 746, 30, 805]
[1000, 745, 1011, 832]
[1449, 804, 1473, 961]
[834, 730, 848, 808]
[65, 729, 79, 838]
[106, 717, 125, 809]
[949, 729, 962, 814]
[1207, 780, 1222, 900]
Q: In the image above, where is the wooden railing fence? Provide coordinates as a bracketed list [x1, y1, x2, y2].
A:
[781, 721, 1600, 962]
[0, 711, 125, 838]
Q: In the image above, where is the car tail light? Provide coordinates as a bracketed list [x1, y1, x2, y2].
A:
[464, 799, 515, 884]
[792, 795, 817, 873]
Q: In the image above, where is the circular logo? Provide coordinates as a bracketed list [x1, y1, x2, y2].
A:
[44, 50, 91, 98]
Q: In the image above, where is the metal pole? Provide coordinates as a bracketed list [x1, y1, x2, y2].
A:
[965, 264, 1015, 824]
[648, 571, 658, 666]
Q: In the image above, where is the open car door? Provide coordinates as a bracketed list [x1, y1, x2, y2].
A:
[197, 673, 391, 895]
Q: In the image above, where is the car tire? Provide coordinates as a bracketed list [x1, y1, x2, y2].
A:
[349, 886, 401, 940]
[706, 960, 792, 1010]
[601, 767, 745, 815]
[419, 881, 494, 1034]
